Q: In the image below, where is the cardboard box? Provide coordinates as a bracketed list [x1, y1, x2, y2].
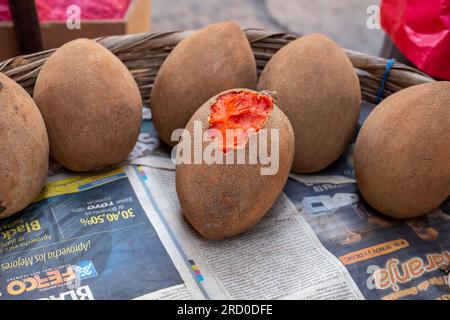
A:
[0, 0, 151, 61]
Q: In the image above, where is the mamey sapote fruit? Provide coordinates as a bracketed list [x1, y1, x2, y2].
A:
[354, 82, 450, 219]
[0, 73, 49, 219]
[151, 21, 257, 147]
[34, 39, 142, 172]
[176, 89, 294, 240]
[258, 33, 361, 173]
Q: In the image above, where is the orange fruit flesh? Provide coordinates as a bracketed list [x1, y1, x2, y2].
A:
[208, 91, 274, 152]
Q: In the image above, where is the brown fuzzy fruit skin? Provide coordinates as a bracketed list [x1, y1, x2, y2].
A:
[151, 21, 257, 147]
[34, 39, 142, 172]
[354, 82, 450, 219]
[176, 89, 295, 240]
[257, 33, 361, 173]
[0, 73, 49, 219]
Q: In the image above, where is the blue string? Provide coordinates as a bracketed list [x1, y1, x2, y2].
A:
[375, 58, 396, 104]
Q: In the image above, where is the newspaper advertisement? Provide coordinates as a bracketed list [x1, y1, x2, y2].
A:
[0, 110, 201, 300]
[1, 104, 449, 300]
[0, 164, 204, 300]
[284, 102, 450, 300]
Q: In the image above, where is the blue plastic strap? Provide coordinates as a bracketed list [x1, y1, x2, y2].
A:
[375, 58, 396, 104]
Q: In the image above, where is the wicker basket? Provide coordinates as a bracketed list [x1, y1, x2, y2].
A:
[0, 29, 435, 107]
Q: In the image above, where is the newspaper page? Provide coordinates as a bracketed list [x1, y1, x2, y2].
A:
[284, 102, 450, 300]
[0, 110, 203, 300]
[132, 101, 450, 300]
[0, 165, 204, 300]
[133, 161, 364, 300]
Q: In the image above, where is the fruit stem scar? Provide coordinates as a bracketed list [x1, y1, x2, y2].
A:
[260, 90, 278, 104]
[208, 90, 275, 152]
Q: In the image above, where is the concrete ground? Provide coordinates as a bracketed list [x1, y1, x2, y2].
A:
[152, 0, 385, 56]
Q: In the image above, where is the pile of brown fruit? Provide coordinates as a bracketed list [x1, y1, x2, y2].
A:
[152, 22, 449, 239]
[0, 21, 448, 241]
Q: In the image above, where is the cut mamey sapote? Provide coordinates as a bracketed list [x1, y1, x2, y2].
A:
[176, 89, 295, 240]
[151, 21, 257, 147]
[258, 33, 361, 173]
[34, 39, 142, 172]
[0, 73, 49, 219]
[354, 82, 450, 219]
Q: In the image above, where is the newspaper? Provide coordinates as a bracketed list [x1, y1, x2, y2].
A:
[0, 104, 449, 300]
[0, 165, 204, 300]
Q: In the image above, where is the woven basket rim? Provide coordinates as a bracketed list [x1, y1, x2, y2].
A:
[0, 28, 434, 106]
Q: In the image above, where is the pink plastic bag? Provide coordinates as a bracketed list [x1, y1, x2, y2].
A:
[0, 0, 131, 22]
[381, 0, 450, 80]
